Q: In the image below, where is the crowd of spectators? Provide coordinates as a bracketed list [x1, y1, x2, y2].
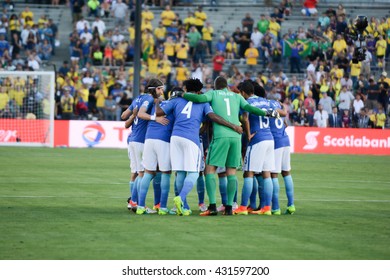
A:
[0, 1, 389, 128]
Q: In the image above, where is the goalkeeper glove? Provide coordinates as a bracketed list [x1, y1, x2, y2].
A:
[265, 109, 280, 118]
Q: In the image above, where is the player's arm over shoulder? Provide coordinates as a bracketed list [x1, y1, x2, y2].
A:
[183, 91, 212, 103]
[207, 109, 243, 134]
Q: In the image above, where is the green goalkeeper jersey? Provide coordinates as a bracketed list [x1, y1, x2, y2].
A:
[183, 88, 266, 139]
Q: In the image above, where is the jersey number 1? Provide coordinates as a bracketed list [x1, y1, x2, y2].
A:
[223, 98, 231, 116]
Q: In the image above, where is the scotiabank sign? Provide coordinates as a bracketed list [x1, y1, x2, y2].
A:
[295, 127, 390, 155]
[68, 121, 130, 148]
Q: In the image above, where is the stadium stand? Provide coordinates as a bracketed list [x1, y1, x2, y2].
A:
[0, 0, 389, 127]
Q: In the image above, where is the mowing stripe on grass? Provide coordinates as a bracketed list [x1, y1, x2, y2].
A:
[1, 196, 390, 203]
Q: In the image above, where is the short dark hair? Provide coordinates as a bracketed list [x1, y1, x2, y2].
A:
[214, 76, 227, 90]
[184, 78, 203, 93]
[252, 81, 266, 97]
[240, 80, 254, 95]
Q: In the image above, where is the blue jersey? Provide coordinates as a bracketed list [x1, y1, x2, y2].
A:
[246, 96, 273, 146]
[145, 101, 174, 143]
[128, 94, 154, 143]
[162, 97, 213, 146]
[269, 100, 290, 149]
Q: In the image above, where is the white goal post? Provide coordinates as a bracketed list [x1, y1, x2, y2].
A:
[0, 71, 55, 147]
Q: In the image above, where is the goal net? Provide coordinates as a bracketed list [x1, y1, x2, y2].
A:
[0, 71, 55, 147]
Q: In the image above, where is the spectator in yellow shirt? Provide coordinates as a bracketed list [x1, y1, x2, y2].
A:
[157, 55, 172, 77]
[244, 42, 259, 70]
[154, 22, 166, 45]
[95, 82, 108, 119]
[332, 34, 347, 58]
[375, 106, 386, 128]
[183, 12, 196, 32]
[194, 6, 207, 33]
[20, 7, 34, 23]
[160, 5, 176, 27]
[8, 85, 25, 107]
[163, 36, 176, 63]
[350, 61, 361, 88]
[226, 37, 238, 59]
[175, 61, 189, 83]
[0, 87, 9, 111]
[268, 17, 280, 38]
[147, 53, 159, 76]
[61, 87, 74, 120]
[175, 39, 189, 65]
[142, 6, 154, 22]
[202, 22, 214, 54]
[375, 35, 387, 70]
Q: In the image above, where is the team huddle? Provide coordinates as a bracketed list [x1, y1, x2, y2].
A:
[122, 76, 295, 216]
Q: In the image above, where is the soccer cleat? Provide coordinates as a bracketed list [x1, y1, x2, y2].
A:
[173, 196, 184, 216]
[127, 199, 138, 213]
[216, 204, 225, 212]
[247, 206, 255, 213]
[198, 203, 208, 212]
[223, 208, 233, 215]
[158, 208, 169, 215]
[153, 203, 160, 211]
[251, 206, 271, 215]
[169, 206, 177, 215]
[127, 197, 132, 209]
[232, 202, 239, 211]
[199, 208, 218, 216]
[183, 209, 192, 216]
[272, 209, 281, 215]
[285, 205, 296, 215]
[233, 205, 248, 215]
[145, 207, 157, 214]
[136, 206, 146, 215]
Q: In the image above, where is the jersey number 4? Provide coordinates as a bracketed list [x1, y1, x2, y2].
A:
[181, 101, 193, 118]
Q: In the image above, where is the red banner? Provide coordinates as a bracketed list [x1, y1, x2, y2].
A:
[0, 119, 50, 144]
[294, 127, 390, 155]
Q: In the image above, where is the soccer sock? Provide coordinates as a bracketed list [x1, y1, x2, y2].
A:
[138, 173, 154, 207]
[160, 173, 171, 209]
[173, 175, 179, 196]
[240, 177, 253, 207]
[249, 177, 258, 209]
[263, 177, 273, 208]
[129, 181, 134, 197]
[179, 172, 199, 202]
[234, 178, 238, 203]
[227, 175, 237, 206]
[205, 173, 217, 205]
[175, 171, 186, 194]
[183, 198, 190, 210]
[272, 178, 280, 211]
[197, 175, 205, 205]
[218, 176, 227, 205]
[256, 175, 264, 209]
[131, 176, 140, 203]
[153, 172, 161, 206]
[283, 175, 295, 207]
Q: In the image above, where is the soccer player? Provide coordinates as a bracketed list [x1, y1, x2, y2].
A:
[155, 78, 243, 215]
[122, 79, 168, 213]
[183, 76, 279, 215]
[136, 81, 173, 215]
[269, 99, 296, 215]
[234, 80, 275, 216]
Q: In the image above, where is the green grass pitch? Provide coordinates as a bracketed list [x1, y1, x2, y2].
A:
[0, 147, 389, 260]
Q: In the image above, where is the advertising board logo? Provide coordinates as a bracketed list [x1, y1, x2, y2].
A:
[303, 131, 320, 150]
[82, 122, 105, 147]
